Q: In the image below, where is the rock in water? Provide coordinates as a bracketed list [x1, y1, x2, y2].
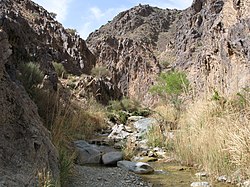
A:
[102, 151, 123, 165]
[74, 140, 101, 164]
[117, 161, 154, 174]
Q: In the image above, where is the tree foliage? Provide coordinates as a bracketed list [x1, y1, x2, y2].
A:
[150, 71, 189, 121]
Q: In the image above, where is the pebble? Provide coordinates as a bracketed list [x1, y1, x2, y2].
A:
[195, 172, 208, 177]
[191, 181, 210, 187]
[217, 175, 227, 182]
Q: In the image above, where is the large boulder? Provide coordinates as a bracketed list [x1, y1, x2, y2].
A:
[102, 151, 123, 165]
[133, 118, 157, 138]
[117, 161, 154, 174]
[74, 140, 102, 164]
[108, 124, 131, 141]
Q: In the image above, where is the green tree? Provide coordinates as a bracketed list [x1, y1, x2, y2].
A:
[150, 71, 189, 121]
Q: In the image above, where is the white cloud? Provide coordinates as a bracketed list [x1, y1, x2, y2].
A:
[79, 6, 127, 39]
[32, 0, 72, 22]
[90, 7, 104, 20]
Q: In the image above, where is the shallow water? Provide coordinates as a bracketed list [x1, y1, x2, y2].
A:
[140, 162, 235, 187]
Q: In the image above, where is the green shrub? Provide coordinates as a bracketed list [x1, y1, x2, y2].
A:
[91, 66, 110, 78]
[18, 62, 44, 91]
[107, 98, 151, 124]
[150, 71, 189, 121]
[52, 62, 67, 79]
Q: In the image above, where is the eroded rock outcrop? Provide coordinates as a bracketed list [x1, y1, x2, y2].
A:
[0, 30, 59, 186]
[87, 5, 180, 105]
[0, 0, 95, 77]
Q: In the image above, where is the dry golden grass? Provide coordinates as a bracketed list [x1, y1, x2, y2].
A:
[49, 97, 108, 186]
[37, 169, 57, 187]
[122, 139, 137, 160]
[51, 98, 108, 148]
[146, 125, 166, 148]
[174, 94, 250, 181]
[153, 104, 177, 123]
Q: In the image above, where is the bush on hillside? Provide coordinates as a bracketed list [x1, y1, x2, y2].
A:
[107, 98, 151, 124]
[53, 61, 67, 79]
[91, 66, 111, 78]
[18, 62, 44, 91]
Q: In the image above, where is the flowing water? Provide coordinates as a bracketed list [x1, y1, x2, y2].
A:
[141, 162, 235, 187]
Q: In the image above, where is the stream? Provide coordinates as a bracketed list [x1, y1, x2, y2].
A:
[73, 117, 237, 187]
[140, 161, 235, 187]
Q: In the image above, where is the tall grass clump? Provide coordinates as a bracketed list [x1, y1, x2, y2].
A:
[37, 169, 56, 187]
[174, 90, 250, 181]
[18, 62, 44, 92]
[146, 125, 166, 148]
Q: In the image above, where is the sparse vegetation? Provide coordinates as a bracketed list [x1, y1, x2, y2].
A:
[18, 62, 44, 92]
[19, 62, 109, 185]
[58, 149, 75, 187]
[122, 139, 137, 160]
[91, 66, 111, 78]
[174, 91, 250, 181]
[65, 28, 77, 35]
[50, 12, 57, 19]
[146, 125, 165, 148]
[48, 96, 107, 186]
[107, 98, 151, 124]
[52, 62, 67, 79]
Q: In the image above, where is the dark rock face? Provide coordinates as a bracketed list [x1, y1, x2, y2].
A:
[74, 75, 122, 105]
[174, 0, 250, 96]
[87, 5, 180, 105]
[0, 0, 95, 76]
[0, 30, 59, 186]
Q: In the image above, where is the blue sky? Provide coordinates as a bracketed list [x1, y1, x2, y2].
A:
[33, 0, 193, 39]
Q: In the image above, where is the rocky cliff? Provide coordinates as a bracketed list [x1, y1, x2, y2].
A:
[87, 5, 180, 104]
[174, 0, 250, 96]
[0, 29, 59, 186]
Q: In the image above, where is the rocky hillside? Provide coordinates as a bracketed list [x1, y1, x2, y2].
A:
[87, 5, 180, 104]
[88, 0, 250, 101]
[1, 0, 95, 77]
